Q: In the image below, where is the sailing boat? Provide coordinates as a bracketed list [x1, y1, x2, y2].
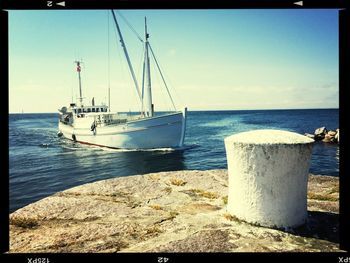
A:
[58, 11, 187, 149]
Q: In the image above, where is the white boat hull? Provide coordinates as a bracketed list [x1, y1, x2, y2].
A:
[58, 109, 187, 149]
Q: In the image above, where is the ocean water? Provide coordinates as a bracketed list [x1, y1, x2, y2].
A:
[9, 109, 339, 212]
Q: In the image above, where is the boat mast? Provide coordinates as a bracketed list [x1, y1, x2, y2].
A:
[111, 10, 142, 105]
[144, 17, 153, 117]
[141, 52, 146, 115]
[74, 60, 83, 106]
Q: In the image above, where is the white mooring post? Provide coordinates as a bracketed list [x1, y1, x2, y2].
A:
[224, 129, 314, 228]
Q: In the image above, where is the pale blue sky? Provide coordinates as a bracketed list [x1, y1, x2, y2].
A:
[9, 9, 339, 113]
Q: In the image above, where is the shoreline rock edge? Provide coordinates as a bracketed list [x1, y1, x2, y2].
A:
[10, 169, 341, 252]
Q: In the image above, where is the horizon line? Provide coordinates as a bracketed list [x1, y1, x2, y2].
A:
[9, 107, 340, 114]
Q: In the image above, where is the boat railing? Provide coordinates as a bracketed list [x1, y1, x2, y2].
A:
[126, 114, 144, 121]
[94, 113, 128, 127]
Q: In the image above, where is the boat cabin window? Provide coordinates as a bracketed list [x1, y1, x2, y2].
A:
[78, 109, 82, 113]
[87, 108, 91, 113]
[101, 108, 104, 112]
[92, 108, 96, 112]
[83, 108, 86, 113]
[96, 108, 100, 112]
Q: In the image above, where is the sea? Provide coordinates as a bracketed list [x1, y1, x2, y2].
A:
[9, 109, 339, 213]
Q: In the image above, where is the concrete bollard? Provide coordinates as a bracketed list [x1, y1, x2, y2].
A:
[224, 129, 314, 229]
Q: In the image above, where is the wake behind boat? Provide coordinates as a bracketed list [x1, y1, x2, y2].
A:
[58, 11, 187, 149]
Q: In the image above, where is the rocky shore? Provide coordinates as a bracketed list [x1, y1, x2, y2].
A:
[305, 127, 339, 143]
[9, 169, 341, 252]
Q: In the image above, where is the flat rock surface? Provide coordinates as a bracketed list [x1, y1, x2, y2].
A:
[9, 169, 341, 252]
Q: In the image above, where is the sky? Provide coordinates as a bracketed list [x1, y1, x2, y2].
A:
[8, 9, 339, 113]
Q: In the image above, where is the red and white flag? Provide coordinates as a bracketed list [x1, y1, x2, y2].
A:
[77, 65, 81, 72]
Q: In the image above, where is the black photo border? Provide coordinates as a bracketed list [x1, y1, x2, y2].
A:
[1, 0, 349, 262]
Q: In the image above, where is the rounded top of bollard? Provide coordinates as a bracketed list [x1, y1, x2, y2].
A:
[224, 129, 314, 145]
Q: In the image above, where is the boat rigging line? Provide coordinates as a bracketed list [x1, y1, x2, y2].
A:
[111, 10, 177, 113]
[116, 10, 144, 43]
[111, 10, 142, 106]
[148, 43, 177, 111]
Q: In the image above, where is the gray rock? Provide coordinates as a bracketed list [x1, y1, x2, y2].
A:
[322, 134, 333, 143]
[327, 130, 337, 137]
[315, 127, 327, 136]
[335, 129, 339, 143]
[9, 170, 342, 253]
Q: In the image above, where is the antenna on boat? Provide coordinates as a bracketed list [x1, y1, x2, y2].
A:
[74, 60, 83, 106]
